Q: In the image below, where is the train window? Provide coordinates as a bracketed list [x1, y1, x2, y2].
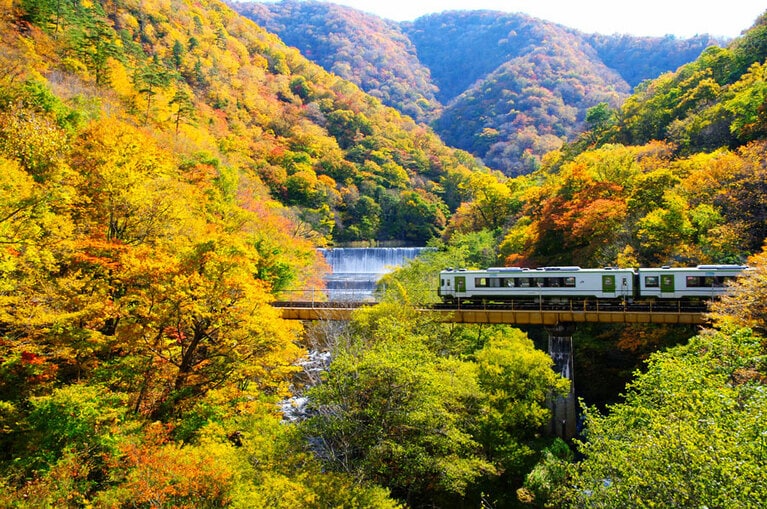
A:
[518, 278, 531, 287]
[489, 278, 501, 287]
[475, 277, 488, 287]
[503, 278, 514, 287]
[645, 276, 659, 288]
[441, 279, 444, 287]
[564, 277, 576, 287]
[686, 276, 718, 287]
[686, 276, 708, 287]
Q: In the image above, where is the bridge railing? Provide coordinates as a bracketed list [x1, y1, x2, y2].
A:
[274, 288, 444, 305]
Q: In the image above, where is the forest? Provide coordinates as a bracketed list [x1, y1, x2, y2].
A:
[1, 0, 767, 506]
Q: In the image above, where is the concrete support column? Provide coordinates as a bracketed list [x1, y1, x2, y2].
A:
[546, 323, 577, 439]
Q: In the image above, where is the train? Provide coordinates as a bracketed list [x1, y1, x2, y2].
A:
[438, 265, 749, 302]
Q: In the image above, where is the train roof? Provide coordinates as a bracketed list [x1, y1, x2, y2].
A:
[638, 265, 748, 271]
[441, 266, 635, 273]
[441, 265, 749, 274]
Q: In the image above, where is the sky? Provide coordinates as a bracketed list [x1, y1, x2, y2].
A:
[298, 0, 766, 39]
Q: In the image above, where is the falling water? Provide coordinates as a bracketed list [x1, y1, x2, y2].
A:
[319, 247, 432, 299]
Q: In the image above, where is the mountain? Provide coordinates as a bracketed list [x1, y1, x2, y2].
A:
[421, 11, 629, 175]
[232, 1, 723, 174]
[404, 11, 722, 174]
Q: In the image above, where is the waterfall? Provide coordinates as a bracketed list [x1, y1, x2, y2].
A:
[320, 247, 430, 274]
[319, 247, 432, 298]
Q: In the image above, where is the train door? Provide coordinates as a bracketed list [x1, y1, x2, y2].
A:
[602, 274, 616, 295]
[619, 275, 630, 300]
[661, 274, 675, 295]
[455, 275, 466, 294]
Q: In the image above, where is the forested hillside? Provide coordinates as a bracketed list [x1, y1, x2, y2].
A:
[0, 0, 552, 504]
[409, 11, 725, 174]
[585, 33, 726, 88]
[430, 16, 628, 176]
[231, 0, 441, 123]
[234, 2, 722, 174]
[9, 0, 492, 248]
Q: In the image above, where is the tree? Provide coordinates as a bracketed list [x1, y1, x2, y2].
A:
[474, 328, 570, 503]
[302, 335, 494, 507]
[561, 327, 767, 508]
[70, 13, 122, 86]
[388, 189, 446, 242]
[724, 61, 767, 141]
[69, 118, 183, 245]
[0, 384, 128, 504]
[709, 247, 767, 334]
[636, 191, 694, 263]
[120, 235, 303, 419]
[583, 102, 618, 146]
[134, 59, 173, 124]
[447, 171, 514, 234]
[169, 86, 196, 136]
[714, 141, 767, 254]
[0, 105, 70, 180]
[325, 109, 374, 149]
[349, 195, 381, 240]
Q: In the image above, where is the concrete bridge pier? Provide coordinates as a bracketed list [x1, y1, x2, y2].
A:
[546, 323, 577, 440]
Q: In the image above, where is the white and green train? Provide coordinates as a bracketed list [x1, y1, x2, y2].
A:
[438, 265, 748, 302]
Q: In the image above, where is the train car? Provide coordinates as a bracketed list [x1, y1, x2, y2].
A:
[637, 265, 748, 299]
[438, 266, 635, 302]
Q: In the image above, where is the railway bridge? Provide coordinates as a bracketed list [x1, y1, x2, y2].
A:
[273, 298, 709, 325]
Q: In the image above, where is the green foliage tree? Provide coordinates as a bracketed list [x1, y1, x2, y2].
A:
[636, 191, 695, 263]
[518, 438, 574, 507]
[134, 59, 174, 124]
[69, 12, 122, 86]
[583, 102, 618, 146]
[561, 327, 767, 508]
[169, 85, 196, 136]
[302, 328, 495, 507]
[474, 328, 570, 503]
